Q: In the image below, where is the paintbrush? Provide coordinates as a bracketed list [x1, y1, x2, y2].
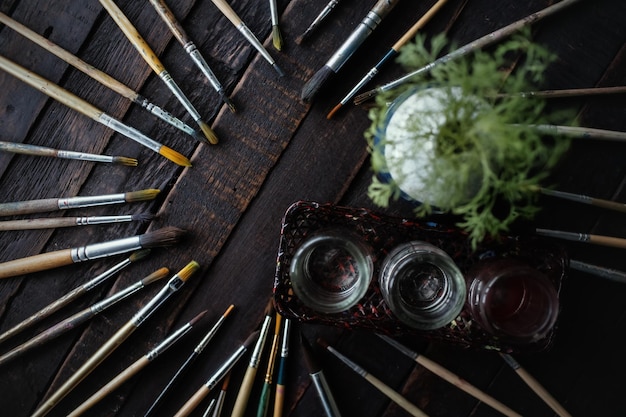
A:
[148, 0, 236, 113]
[354, 0, 583, 104]
[31, 260, 200, 417]
[0, 55, 191, 166]
[300, 334, 342, 417]
[202, 399, 218, 417]
[98, 0, 218, 145]
[273, 317, 291, 417]
[209, 0, 284, 77]
[507, 85, 626, 99]
[0, 249, 150, 345]
[0, 140, 137, 166]
[143, 304, 236, 417]
[327, 0, 448, 118]
[500, 353, 572, 417]
[535, 186, 626, 214]
[0, 188, 159, 217]
[318, 338, 429, 417]
[0, 226, 185, 279]
[536, 228, 626, 249]
[300, 0, 400, 102]
[212, 372, 231, 417]
[569, 259, 626, 285]
[295, 0, 341, 45]
[256, 312, 282, 417]
[530, 124, 626, 142]
[378, 334, 522, 417]
[0, 213, 153, 231]
[230, 299, 275, 417]
[269, 0, 283, 51]
[0, 268, 167, 367]
[66, 309, 207, 417]
[0, 12, 204, 142]
[174, 330, 260, 417]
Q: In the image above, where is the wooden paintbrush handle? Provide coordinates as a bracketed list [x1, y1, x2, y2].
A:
[0, 249, 74, 279]
[364, 373, 428, 417]
[230, 365, 258, 417]
[0, 198, 59, 216]
[173, 385, 211, 417]
[589, 234, 626, 249]
[211, 0, 243, 26]
[0, 217, 79, 231]
[149, 0, 190, 44]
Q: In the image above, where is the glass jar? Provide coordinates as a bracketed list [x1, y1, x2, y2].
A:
[466, 258, 559, 344]
[379, 241, 466, 330]
[289, 229, 374, 314]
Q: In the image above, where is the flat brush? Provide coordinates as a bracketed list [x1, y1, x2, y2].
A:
[273, 317, 291, 417]
[173, 330, 260, 417]
[31, 261, 200, 417]
[0, 268, 167, 367]
[0, 188, 159, 217]
[143, 304, 236, 417]
[257, 312, 282, 417]
[295, 0, 341, 45]
[536, 186, 626, 214]
[148, 0, 236, 112]
[0, 249, 150, 345]
[300, 334, 342, 417]
[300, 0, 400, 103]
[0, 226, 185, 279]
[378, 334, 522, 417]
[99, 0, 218, 145]
[354, 0, 582, 104]
[318, 338, 429, 417]
[0, 12, 203, 141]
[0, 55, 190, 166]
[0, 213, 153, 231]
[210, 0, 284, 77]
[67, 309, 208, 417]
[269, 0, 283, 51]
[0, 140, 137, 166]
[327, 0, 448, 118]
[536, 228, 626, 249]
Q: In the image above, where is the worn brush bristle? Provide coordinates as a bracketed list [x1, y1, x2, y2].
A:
[272, 26, 283, 51]
[353, 88, 378, 106]
[243, 330, 261, 349]
[221, 93, 237, 113]
[159, 145, 192, 167]
[139, 226, 187, 248]
[128, 248, 152, 262]
[112, 156, 138, 166]
[190, 310, 208, 326]
[125, 189, 160, 202]
[175, 260, 200, 282]
[301, 65, 334, 102]
[142, 267, 170, 285]
[199, 120, 219, 145]
[131, 213, 155, 223]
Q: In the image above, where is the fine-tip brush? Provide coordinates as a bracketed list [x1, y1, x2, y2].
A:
[0, 249, 151, 345]
[536, 228, 626, 250]
[378, 334, 522, 417]
[300, 334, 342, 417]
[269, 0, 283, 51]
[212, 372, 231, 417]
[256, 312, 282, 417]
[147, 0, 236, 113]
[317, 338, 429, 417]
[0, 188, 159, 217]
[569, 259, 626, 285]
[209, 0, 285, 77]
[300, 0, 400, 103]
[273, 317, 291, 417]
[0, 213, 154, 232]
[66, 310, 208, 417]
[174, 330, 260, 417]
[202, 399, 218, 417]
[230, 299, 275, 417]
[0, 226, 186, 279]
[0, 55, 191, 166]
[508, 85, 626, 99]
[0, 140, 137, 166]
[535, 186, 626, 214]
[529, 124, 626, 142]
[0, 12, 204, 141]
[31, 260, 200, 417]
[499, 353, 573, 417]
[327, 0, 448, 119]
[98, 0, 219, 145]
[353, 0, 582, 105]
[143, 304, 236, 417]
[0, 268, 168, 367]
[295, 0, 341, 45]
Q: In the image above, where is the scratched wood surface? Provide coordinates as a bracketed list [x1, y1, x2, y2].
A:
[0, 0, 625, 416]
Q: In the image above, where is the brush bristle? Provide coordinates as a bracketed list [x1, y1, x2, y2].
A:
[131, 213, 155, 223]
[316, 337, 329, 350]
[199, 120, 219, 145]
[272, 26, 283, 51]
[223, 304, 236, 318]
[175, 260, 200, 282]
[160, 145, 192, 167]
[113, 156, 139, 166]
[221, 93, 237, 113]
[190, 310, 208, 326]
[142, 267, 170, 285]
[139, 226, 187, 248]
[243, 330, 261, 349]
[264, 298, 275, 316]
[129, 248, 152, 262]
[301, 65, 334, 102]
[125, 189, 160, 202]
[353, 88, 378, 106]
[326, 103, 342, 119]
[221, 371, 231, 390]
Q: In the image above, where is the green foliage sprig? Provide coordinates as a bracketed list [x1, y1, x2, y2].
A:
[365, 29, 573, 248]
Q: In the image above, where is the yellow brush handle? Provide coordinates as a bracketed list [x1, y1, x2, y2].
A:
[98, 0, 165, 74]
[0, 249, 74, 279]
[230, 365, 257, 417]
[173, 385, 211, 417]
[211, 0, 244, 26]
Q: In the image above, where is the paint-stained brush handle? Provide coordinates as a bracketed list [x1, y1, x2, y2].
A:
[0, 249, 74, 279]
[0, 198, 58, 216]
[149, 0, 190, 44]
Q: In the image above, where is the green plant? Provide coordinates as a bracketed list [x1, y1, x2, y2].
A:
[366, 29, 573, 248]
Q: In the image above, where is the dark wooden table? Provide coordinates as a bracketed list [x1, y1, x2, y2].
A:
[1, 0, 625, 416]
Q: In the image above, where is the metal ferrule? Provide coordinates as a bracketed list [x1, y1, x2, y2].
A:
[536, 229, 589, 243]
[499, 353, 521, 370]
[57, 150, 113, 163]
[310, 371, 343, 417]
[378, 335, 418, 360]
[250, 315, 272, 367]
[99, 113, 162, 153]
[187, 46, 224, 93]
[82, 258, 132, 290]
[340, 67, 379, 105]
[270, 0, 279, 25]
[205, 345, 247, 389]
[57, 193, 126, 210]
[327, 346, 366, 377]
[238, 23, 276, 66]
[136, 95, 198, 137]
[194, 314, 228, 353]
[90, 280, 145, 314]
[326, 21, 374, 71]
[132, 275, 184, 325]
[146, 323, 193, 361]
[540, 188, 592, 204]
[158, 70, 202, 122]
[75, 215, 134, 226]
[280, 318, 291, 357]
[308, 0, 339, 31]
[70, 235, 142, 263]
